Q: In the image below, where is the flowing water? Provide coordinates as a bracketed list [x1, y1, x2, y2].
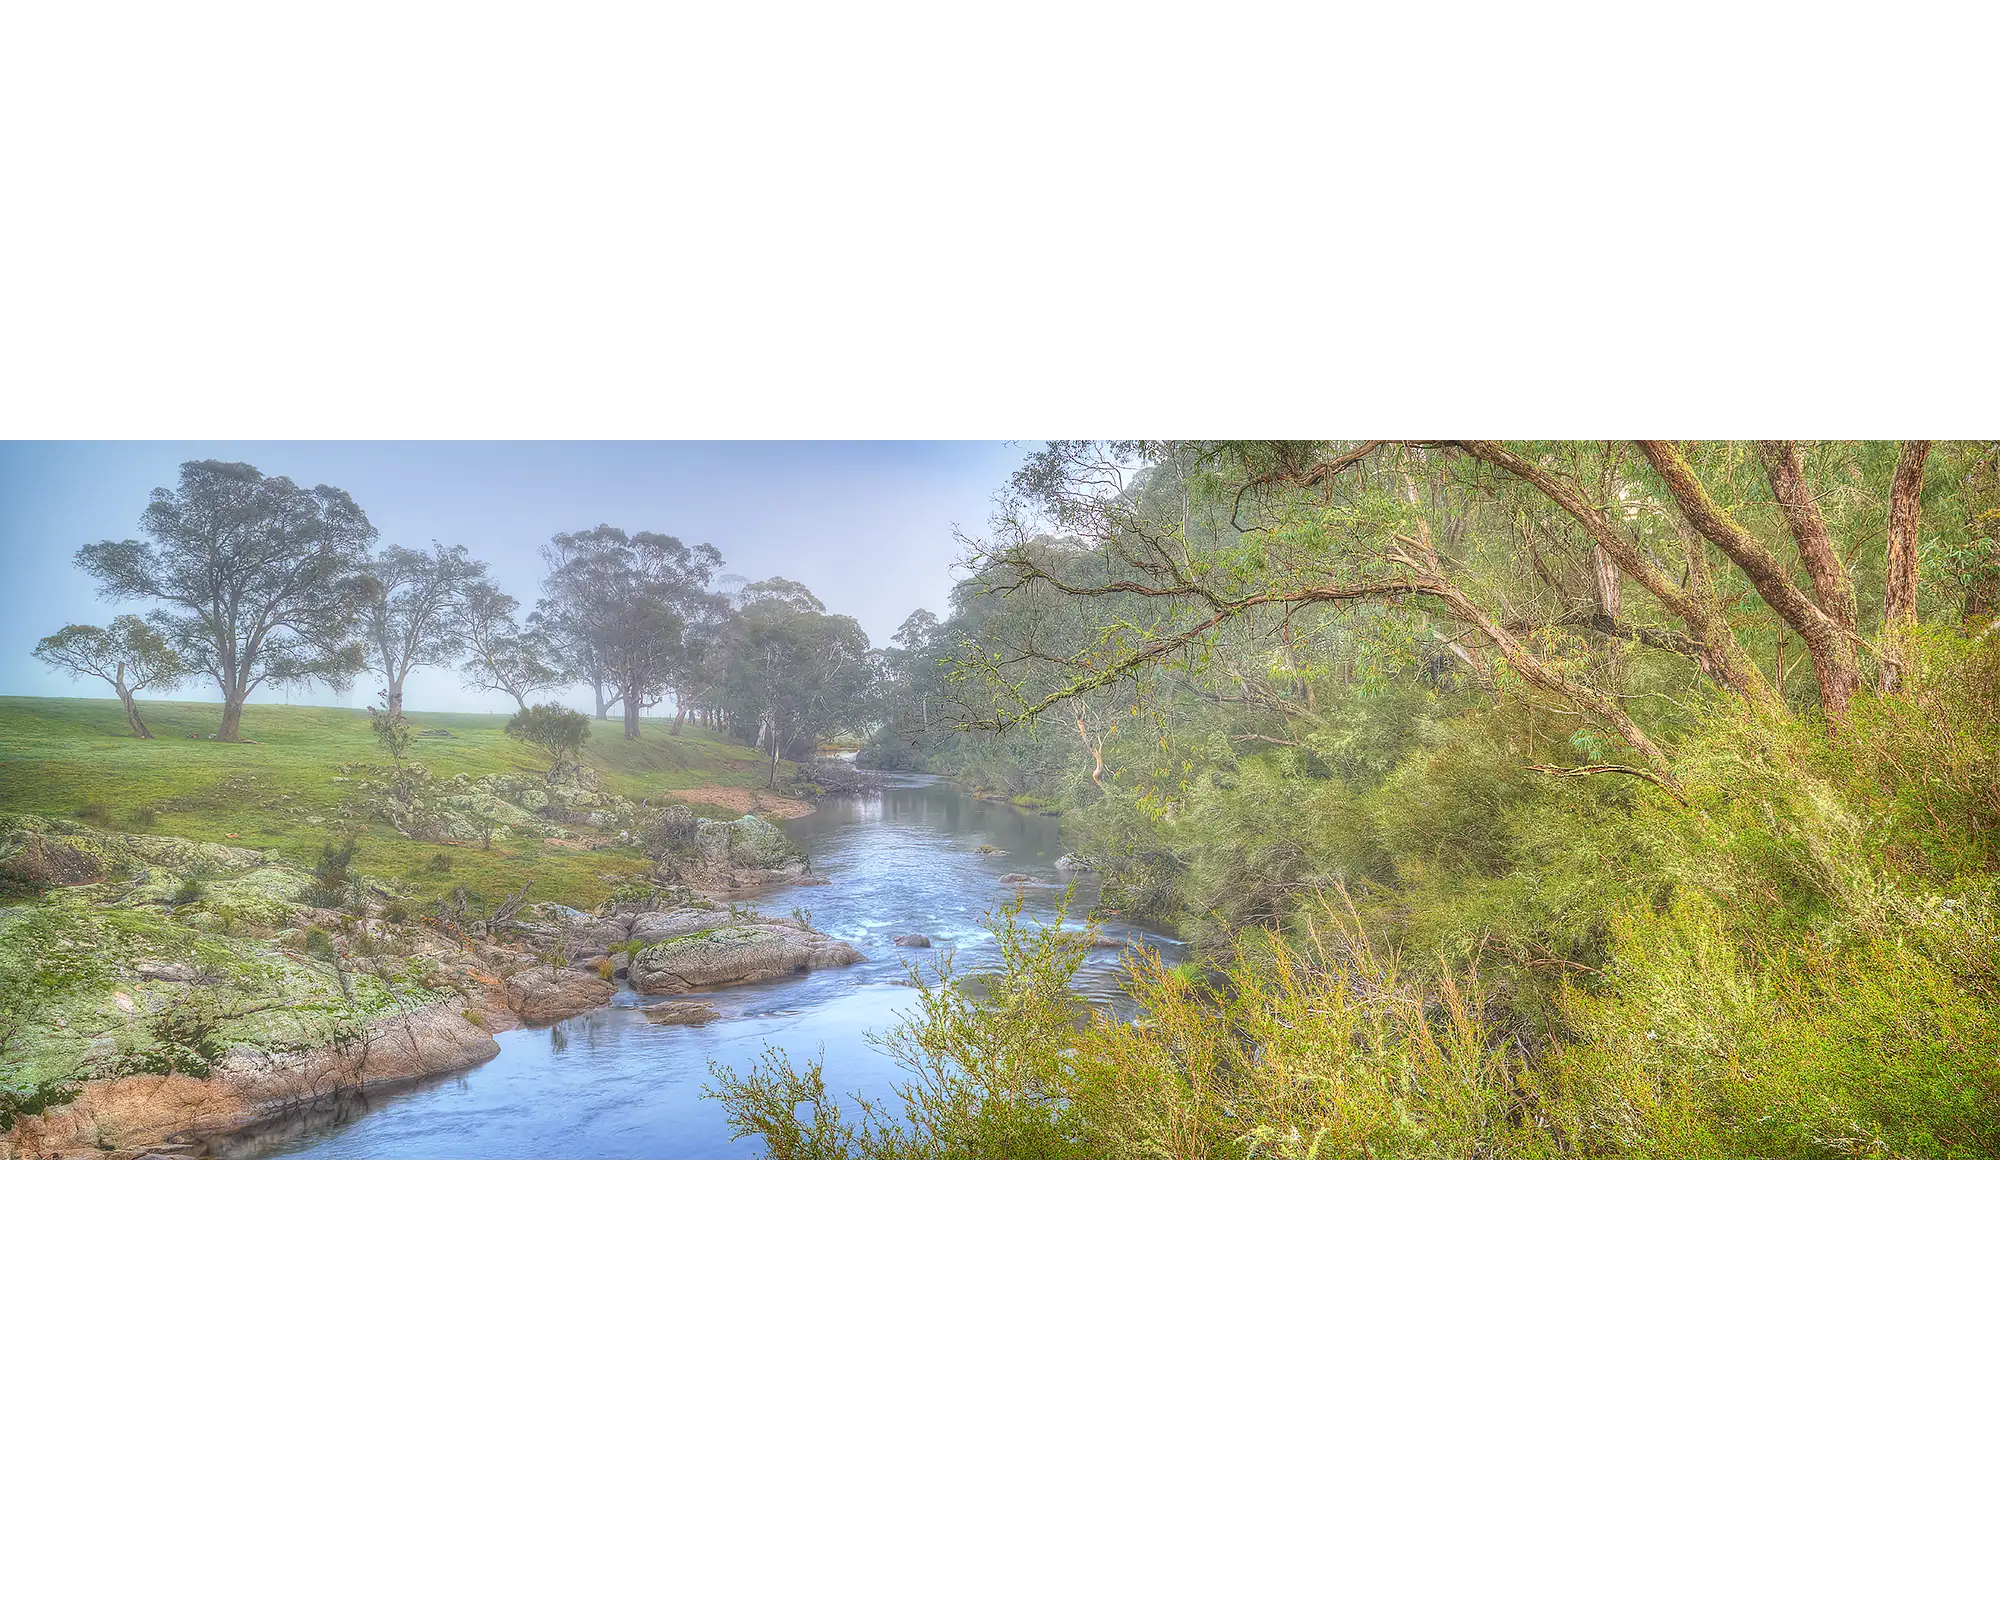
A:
[217, 775, 1182, 1159]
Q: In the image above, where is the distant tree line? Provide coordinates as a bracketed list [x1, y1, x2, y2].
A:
[33, 458, 888, 778]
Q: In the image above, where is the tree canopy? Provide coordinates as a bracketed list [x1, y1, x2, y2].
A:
[75, 460, 377, 740]
[31, 615, 187, 738]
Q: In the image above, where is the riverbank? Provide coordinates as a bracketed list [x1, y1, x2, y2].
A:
[0, 792, 853, 1156]
[220, 774, 1167, 1159]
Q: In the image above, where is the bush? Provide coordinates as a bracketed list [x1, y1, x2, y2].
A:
[72, 801, 113, 826]
[304, 837, 359, 908]
[506, 703, 590, 772]
[170, 875, 205, 908]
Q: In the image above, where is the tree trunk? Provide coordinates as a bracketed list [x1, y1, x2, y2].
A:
[1637, 440, 1858, 726]
[1881, 440, 1933, 692]
[1591, 546, 1622, 621]
[767, 728, 781, 787]
[216, 695, 245, 742]
[1457, 440, 1771, 705]
[1756, 442, 1857, 631]
[385, 680, 405, 718]
[623, 695, 640, 740]
[115, 681, 151, 739]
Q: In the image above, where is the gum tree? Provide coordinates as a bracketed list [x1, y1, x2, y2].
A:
[534, 526, 723, 739]
[360, 541, 486, 717]
[31, 614, 187, 737]
[457, 579, 560, 711]
[76, 460, 376, 741]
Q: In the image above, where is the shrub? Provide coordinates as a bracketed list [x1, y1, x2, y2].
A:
[505, 703, 590, 773]
[170, 875, 205, 908]
[304, 837, 359, 908]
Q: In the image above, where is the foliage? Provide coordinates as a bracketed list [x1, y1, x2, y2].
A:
[505, 702, 591, 772]
[456, 578, 561, 710]
[715, 438, 2000, 1162]
[359, 542, 484, 714]
[305, 837, 359, 909]
[716, 580, 875, 783]
[32, 615, 186, 737]
[532, 526, 723, 738]
[74, 459, 375, 739]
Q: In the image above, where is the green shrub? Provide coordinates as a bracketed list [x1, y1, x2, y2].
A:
[304, 837, 359, 908]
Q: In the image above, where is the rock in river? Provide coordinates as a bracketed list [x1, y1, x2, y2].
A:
[504, 968, 617, 1024]
[892, 933, 932, 948]
[639, 999, 721, 1025]
[628, 921, 863, 994]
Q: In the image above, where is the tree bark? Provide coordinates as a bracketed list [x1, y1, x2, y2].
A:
[108, 666, 151, 738]
[1591, 546, 1622, 621]
[216, 696, 245, 742]
[623, 695, 641, 740]
[1637, 440, 1858, 725]
[1455, 440, 1770, 704]
[1755, 442, 1856, 631]
[1881, 440, 1933, 692]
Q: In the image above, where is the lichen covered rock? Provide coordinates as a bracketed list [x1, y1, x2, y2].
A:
[628, 921, 861, 993]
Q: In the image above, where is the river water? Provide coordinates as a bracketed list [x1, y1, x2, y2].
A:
[219, 775, 1181, 1159]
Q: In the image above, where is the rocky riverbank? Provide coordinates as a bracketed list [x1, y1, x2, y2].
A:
[0, 806, 859, 1159]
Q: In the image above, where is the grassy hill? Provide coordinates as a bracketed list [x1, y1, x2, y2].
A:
[0, 696, 779, 909]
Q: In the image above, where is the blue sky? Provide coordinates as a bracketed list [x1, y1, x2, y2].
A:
[0, 441, 1029, 714]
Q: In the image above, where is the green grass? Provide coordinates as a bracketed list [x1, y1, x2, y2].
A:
[0, 696, 780, 909]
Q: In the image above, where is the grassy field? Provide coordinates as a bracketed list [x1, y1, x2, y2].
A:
[0, 696, 780, 909]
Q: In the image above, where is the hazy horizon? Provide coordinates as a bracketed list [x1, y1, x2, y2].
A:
[0, 440, 1032, 715]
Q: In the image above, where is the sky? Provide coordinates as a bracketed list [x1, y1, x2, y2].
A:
[0, 440, 1030, 714]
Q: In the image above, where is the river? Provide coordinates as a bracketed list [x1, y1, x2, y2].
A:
[215, 775, 1182, 1159]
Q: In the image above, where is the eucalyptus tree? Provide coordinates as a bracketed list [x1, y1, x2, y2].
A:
[75, 460, 375, 741]
[664, 586, 735, 733]
[534, 525, 724, 739]
[360, 541, 486, 717]
[533, 531, 622, 720]
[456, 579, 560, 711]
[31, 615, 187, 737]
[721, 579, 875, 784]
[963, 440, 1954, 800]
